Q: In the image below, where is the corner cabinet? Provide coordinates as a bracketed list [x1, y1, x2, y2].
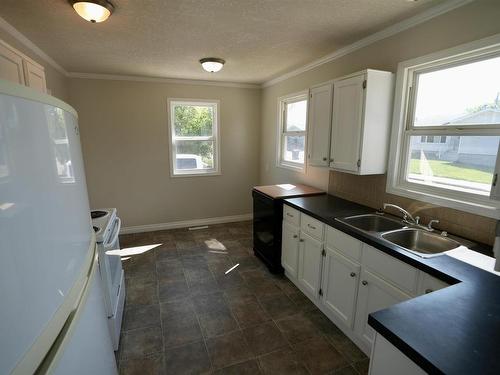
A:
[0, 40, 47, 93]
[307, 82, 333, 167]
[329, 70, 394, 174]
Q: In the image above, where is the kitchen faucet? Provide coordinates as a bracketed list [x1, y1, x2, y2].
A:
[383, 203, 443, 233]
[383, 203, 420, 225]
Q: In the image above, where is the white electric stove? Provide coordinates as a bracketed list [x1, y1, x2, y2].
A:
[91, 208, 125, 351]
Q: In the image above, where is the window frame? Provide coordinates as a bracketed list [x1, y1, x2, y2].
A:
[387, 34, 500, 219]
[276, 91, 309, 172]
[167, 98, 221, 177]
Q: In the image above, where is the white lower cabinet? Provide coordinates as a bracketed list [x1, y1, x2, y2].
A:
[354, 269, 412, 348]
[298, 231, 323, 299]
[282, 221, 300, 278]
[280, 205, 449, 374]
[369, 333, 426, 375]
[321, 246, 360, 328]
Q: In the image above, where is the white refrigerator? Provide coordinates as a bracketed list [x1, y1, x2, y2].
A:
[0, 80, 117, 374]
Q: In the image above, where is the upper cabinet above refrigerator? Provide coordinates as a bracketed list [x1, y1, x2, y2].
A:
[306, 69, 394, 175]
[0, 40, 47, 93]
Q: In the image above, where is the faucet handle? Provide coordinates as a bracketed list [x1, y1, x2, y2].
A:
[428, 219, 440, 231]
[415, 216, 420, 225]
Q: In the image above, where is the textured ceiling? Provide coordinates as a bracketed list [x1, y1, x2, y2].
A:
[0, 0, 444, 83]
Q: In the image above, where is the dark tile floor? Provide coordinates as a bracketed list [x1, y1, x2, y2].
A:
[117, 221, 369, 375]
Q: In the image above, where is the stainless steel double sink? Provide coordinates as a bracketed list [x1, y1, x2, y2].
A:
[336, 214, 463, 258]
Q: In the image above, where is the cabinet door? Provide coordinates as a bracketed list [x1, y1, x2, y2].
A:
[321, 247, 360, 328]
[282, 222, 300, 278]
[298, 231, 323, 298]
[330, 74, 365, 172]
[354, 269, 411, 348]
[308, 83, 333, 167]
[0, 43, 25, 85]
[23, 60, 47, 93]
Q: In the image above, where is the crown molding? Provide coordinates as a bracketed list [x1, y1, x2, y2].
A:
[262, 0, 475, 88]
[0, 0, 474, 89]
[68, 72, 261, 89]
[0, 16, 68, 76]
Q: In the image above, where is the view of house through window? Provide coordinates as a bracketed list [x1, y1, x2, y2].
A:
[404, 54, 500, 196]
[279, 94, 307, 169]
[169, 100, 219, 176]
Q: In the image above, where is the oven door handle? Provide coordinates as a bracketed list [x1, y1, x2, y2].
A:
[104, 217, 121, 249]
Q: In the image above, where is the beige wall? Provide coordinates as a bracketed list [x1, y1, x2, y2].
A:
[260, 0, 500, 245]
[0, 30, 69, 101]
[69, 78, 261, 228]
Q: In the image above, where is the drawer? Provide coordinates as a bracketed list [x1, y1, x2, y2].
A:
[300, 213, 324, 240]
[362, 244, 419, 295]
[283, 204, 300, 226]
[326, 226, 362, 262]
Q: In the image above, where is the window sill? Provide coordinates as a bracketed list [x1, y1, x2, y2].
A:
[171, 170, 221, 178]
[386, 183, 500, 219]
[277, 161, 306, 173]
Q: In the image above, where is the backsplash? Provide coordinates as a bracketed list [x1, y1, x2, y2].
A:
[328, 171, 496, 246]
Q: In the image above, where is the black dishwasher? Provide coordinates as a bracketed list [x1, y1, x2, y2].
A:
[252, 189, 284, 273]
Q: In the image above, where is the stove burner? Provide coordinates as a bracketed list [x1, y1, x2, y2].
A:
[91, 210, 108, 219]
[93, 226, 100, 233]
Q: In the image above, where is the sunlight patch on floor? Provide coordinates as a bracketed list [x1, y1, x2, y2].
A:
[107, 243, 162, 257]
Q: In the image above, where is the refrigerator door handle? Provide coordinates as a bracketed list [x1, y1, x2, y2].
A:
[104, 217, 121, 250]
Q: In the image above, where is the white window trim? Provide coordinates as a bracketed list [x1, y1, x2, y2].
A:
[276, 90, 309, 172]
[387, 33, 500, 219]
[167, 98, 221, 177]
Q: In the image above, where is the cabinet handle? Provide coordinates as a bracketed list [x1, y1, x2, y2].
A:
[361, 280, 368, 286]
[307, 224, 316, 230]
[293, 235, 298, 238]
[299, 239, 304, 242]
[322, 157, 327, 161]
[286, 213, 293, 217]
[350, 272, 356, 277]
[425, 289, 433, 294]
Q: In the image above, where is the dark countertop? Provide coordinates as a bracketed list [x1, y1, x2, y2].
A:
[283, 194, 500, 375]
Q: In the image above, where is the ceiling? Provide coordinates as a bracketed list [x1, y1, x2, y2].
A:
[0, 0, 445, 84]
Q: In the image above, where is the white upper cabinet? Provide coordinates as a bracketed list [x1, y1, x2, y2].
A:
[23, 60, 47, 93]
[330, 69, 394, 175]
[0, 40, 47, 93]
[0, 42, 25, 85]
[307, 82, 333, 167]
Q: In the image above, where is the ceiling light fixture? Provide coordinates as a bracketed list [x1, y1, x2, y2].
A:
[200, 58, 225, 73]
[70, 1, 114, 23]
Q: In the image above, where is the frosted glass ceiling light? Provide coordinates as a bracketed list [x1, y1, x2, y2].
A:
[200, 58, 225, 73]
[70, 1, 114, 23]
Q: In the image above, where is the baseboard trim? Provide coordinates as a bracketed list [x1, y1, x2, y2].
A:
[120, 213, 253, 234]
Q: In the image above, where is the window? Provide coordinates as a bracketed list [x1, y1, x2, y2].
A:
[387, 37, 500, 218]
[168, 99, 220, 176]
[278, 92, 308, 170]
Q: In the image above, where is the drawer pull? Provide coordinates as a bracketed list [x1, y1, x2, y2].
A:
[293, 235, 298, 238]
[425, 289, 433, 294]
[307, 224, 316, 230]
[299, 239, 304, 242]
[286, 213, 293, 217]
[361, 280, 368, 286]
[350, 272, 356, 277]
